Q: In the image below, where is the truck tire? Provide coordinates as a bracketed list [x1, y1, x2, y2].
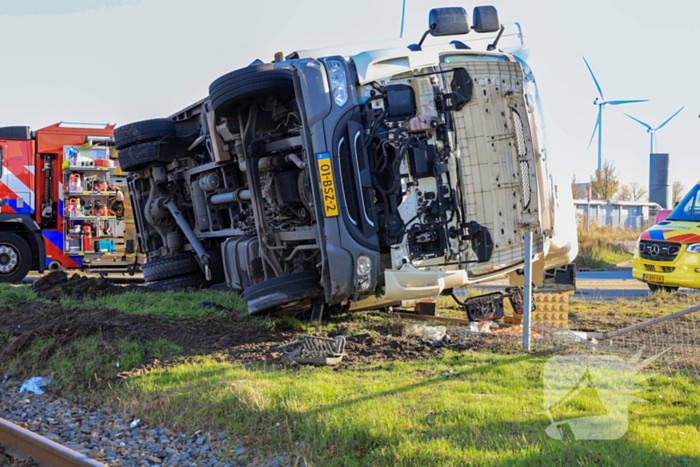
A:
[243, 271, 323, 315]
[114, 118, 176, 151]
[117, 141, 168, 172]
[147, 272, 206, 291]
[648, 284, 679, 294]
[0, 232, 32, 283]
[209, 64, 295, 118]
[142, 253, 201, 282]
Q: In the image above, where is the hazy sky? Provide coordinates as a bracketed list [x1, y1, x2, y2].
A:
[1, 0, 698, 192]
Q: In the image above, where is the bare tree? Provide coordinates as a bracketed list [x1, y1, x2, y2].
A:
[615, 185, 632, 201]
[571, 174, 585, 199]
[590, 160, 620, 200]
[672, 181, 686, 206]
[629, 182, 648, 202]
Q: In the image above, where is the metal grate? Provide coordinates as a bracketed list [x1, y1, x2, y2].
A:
[662, 266, 676, 273]
[520, 160, 531, 211]
[639, 241, 681, 262]
[338, 136, 360, 225]
[354, 132, 374, 223]
[644, 264, 656, 272]
[512, 110, 527, 157]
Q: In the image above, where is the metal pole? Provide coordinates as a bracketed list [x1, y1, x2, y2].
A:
[400, 0, 407, 38]
[523, 231, 533, 351]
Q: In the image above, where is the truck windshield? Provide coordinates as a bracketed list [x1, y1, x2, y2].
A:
[668, 184, 700, 222]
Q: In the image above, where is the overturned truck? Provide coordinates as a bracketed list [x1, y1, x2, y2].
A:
[115, 6, 578, 318]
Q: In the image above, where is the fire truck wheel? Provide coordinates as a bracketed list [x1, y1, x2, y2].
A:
[142, 253, 201, 282]
[114, 118, 176, 151]
[209, 64, 295, 118]
[0, 232, 32, 283]
[47, 260, 64, 272]
[147, 272, 206, 291]
[243, 271, 323, 315]
[117, 141, 168, 172]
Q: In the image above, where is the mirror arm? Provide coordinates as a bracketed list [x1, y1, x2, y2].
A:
[415, 24, 437, 50]
[487, 25, 505, 51]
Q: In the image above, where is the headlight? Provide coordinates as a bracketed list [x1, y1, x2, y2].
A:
[686, 243, 700, 253]
[327, 60, 348, 107]
[357, 255, 372, 276]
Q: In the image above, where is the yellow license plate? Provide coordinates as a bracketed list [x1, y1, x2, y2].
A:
[316, 153, 338, 217]
[644, 274, 664, 283]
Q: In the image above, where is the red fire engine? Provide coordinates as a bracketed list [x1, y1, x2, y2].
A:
[0, 123, 133, 283]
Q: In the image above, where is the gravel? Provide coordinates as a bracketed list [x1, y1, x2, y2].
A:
[0, 379, 292, 467]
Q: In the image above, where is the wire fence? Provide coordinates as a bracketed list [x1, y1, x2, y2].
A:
[576, 213, 656, 231]
[529, 304, 700, 380]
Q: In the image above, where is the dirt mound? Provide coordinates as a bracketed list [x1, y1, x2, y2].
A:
[32, 271, 142, 299]
[0, 296, 485, 389]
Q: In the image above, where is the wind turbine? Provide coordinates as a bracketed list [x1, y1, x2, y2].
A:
[625, 107, 684, 154]
[583, 57, 648, 171]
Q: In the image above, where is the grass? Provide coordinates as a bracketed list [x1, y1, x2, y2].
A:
[575, 224, 639, 270]
[3, 283, 700, 465]
[117, 351, 700, 466]
[0, 284, 245, 392]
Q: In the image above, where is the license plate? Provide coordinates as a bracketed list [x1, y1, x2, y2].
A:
[644, 274, 664, 283]
[316, 153, 338, 217]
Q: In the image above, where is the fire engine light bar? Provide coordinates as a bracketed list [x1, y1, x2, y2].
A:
[58, 122, 110, 129]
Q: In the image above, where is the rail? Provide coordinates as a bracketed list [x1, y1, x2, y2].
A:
[0, 417, 106, 467]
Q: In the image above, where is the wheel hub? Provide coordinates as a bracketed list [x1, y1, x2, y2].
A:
[0, 244, 19, 274]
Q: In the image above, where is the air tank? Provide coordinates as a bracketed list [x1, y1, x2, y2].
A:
[649, 153, 670, 209]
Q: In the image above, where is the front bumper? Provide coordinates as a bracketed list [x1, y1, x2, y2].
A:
[632, 248, 700, 289]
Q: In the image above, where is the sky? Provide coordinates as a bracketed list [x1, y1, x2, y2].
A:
[0, 0, 698, 192]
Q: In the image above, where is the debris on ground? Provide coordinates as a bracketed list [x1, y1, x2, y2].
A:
[402, 324, 446, 340]
[278, 336, 347, 365]
[19, 376, 53, 395]
[32, 271, 142, 299]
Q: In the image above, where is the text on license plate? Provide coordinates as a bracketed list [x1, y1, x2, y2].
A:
[644, 274, 664, 283]
[316, 153, 338, 217]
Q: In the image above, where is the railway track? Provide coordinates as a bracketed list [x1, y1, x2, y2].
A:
[0, 417, 106, 467]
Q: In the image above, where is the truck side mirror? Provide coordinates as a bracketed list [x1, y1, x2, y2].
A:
[473, 6, 500, 33]
[411, 7, 470, 51]
[429, 7, 470, 37]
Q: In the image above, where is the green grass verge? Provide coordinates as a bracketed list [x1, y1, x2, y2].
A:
[119, 351, 700, 466]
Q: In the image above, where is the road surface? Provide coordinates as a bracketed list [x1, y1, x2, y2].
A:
[470, 268, 698, 301]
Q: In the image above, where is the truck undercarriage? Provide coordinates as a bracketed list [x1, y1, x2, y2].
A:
[117, 6, 577, 316]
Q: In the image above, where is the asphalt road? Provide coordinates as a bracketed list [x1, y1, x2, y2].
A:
[470, 268, 699, 301]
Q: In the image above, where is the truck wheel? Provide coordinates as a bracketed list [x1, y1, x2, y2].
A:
[142, 253, 201, 282]
[147, 272, 206, 291]
[209, 64, 295, 118]
[648, 284, 679, 294]
[0, 232, 32, 283]
[243, 271, 323, 315]
[114, 118, 176, 151]
[117, 141, 169, 172]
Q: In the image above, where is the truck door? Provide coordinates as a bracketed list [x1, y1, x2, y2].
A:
[0, 140, 7, 213]
[441, 56, 543, 279]
[0, 139, 34, 215]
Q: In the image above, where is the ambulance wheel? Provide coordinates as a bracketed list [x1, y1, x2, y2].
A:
[114, 118, 176, 151]
[209, 64, 295, 118]
[147, 272, 206, 291]
[142, 253, 201, 282]
[648, 284, 679, 294]
[0, 232, 32, 283]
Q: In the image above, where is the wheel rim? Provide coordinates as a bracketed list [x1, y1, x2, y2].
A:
[0, 244, 20, 274]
